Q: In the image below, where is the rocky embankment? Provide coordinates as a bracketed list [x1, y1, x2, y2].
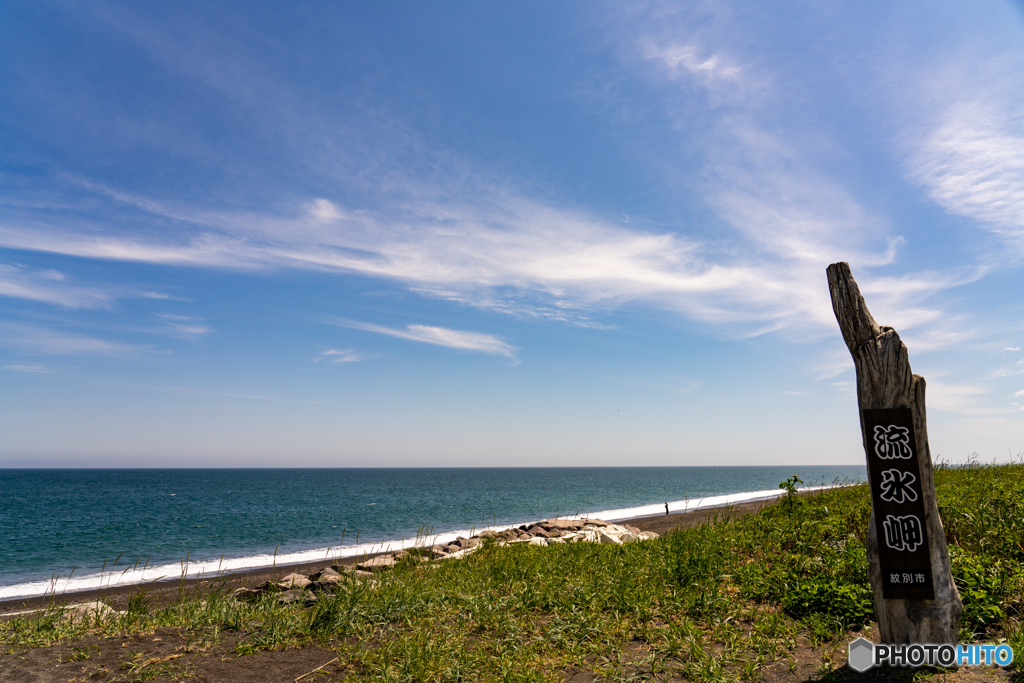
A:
[230, 518, 658, 606]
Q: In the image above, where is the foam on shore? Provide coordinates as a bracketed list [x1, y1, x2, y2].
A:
[0, 485, 832, 601]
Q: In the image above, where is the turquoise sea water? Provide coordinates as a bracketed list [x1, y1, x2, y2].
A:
[0, 466, 865, 600]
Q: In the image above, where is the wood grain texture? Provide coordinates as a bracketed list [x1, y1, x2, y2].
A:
[826, 262, 962, 644]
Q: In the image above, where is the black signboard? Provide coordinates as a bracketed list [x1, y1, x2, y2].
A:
[861, 407, 935, 600]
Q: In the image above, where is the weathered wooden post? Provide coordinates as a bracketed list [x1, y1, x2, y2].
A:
[826, 262, 962, 644]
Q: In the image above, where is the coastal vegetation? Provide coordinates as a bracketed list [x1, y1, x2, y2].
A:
[2, 460, 1022, 681]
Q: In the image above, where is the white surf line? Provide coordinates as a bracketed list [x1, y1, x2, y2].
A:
[579, 484, 840, 523]
[0, 484, 848, 602]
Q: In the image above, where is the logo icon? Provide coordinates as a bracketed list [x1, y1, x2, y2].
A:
[848, 637, 874, 672]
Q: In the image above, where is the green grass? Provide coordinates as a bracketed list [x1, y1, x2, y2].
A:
[3, 460, 1023, 682]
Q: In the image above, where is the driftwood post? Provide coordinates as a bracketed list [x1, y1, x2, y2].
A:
[827, 262, 962, 644]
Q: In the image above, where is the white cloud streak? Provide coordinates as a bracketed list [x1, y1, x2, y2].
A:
[617, 7, 988, 344]
[315, 349, 365, 363]
[0, 1, 1007, 356]
[0, 263, 112, 308]
[156, 314, 210, 339]
[335, 320, 516, 358]
[0, 323, 152, 357]
[3, 363, 51, 373]
[0, 183, 973, 342]
[644, 42, 742, 84]
[909, 103, 1024, 247]
[887, 7, 1024, 255]
[925, 380, 991, 414]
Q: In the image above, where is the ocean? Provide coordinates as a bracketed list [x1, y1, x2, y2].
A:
[0, 466, 865, 601]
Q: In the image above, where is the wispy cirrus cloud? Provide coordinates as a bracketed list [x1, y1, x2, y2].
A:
[643, 42, 742, 85]
[0, 323, 153, 357]
[0, 263, 113, 308]
[614, 9, 984, 346]
[0, 225, 264, 269]
[156, 314, 210, 340]
[139, 291, 190, 301]
[908, 102, 1024, 249]
[924, 380, 991, 414]
[0, 261, 185, 309]
[333, 319, 517, 358]
[0, 1, 1004, 357]
[0, 183, 969, 342]
[3, 363, 52, 373]
[0, 188, 789, 330]
[608, 3, 1020, 367]
[314, 348, 366, 363]
[986, 357, 1024, 379]
[883, 7, 1024, 256]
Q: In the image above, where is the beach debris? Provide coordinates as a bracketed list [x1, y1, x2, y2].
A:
[140, 653, 185, 667]
[296, 656, 340, 682]
[230, 518, 659, 604]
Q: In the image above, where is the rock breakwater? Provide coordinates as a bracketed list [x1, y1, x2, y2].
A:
[231, 518, 659, 605]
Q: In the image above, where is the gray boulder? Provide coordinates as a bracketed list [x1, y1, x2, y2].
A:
[276, 573, 311, 589]
[310, 566, 342, 581]
[277, 589, 317, 605]
[357, 554, 397, 572]
[230, 587, 263, 602]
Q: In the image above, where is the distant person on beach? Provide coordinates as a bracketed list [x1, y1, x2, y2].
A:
[665, 502, 669, 516]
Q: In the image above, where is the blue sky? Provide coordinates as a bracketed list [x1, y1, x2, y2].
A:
[1, 2, 1022, 467]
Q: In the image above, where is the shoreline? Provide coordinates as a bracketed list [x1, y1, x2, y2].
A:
[0, 485, 841, 614]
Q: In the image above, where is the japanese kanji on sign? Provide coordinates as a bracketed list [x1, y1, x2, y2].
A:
[862, 407, 935, 600]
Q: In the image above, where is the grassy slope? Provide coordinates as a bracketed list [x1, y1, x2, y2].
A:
[2, 462, 1022, 682]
